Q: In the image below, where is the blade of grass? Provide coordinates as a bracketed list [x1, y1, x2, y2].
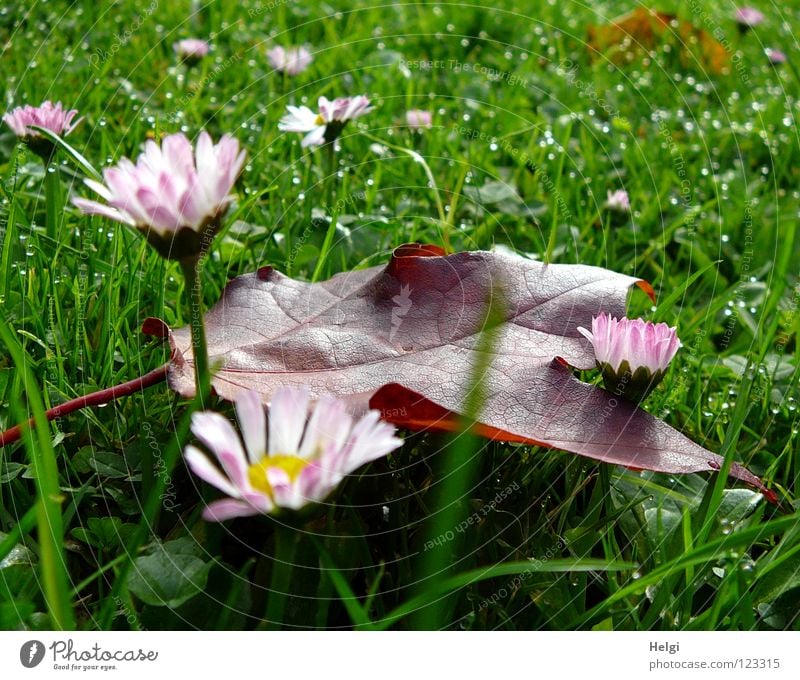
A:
[315, 538, 375, 629]
[311, 207, 339, 283]
[694, 360, 755, 544]
[578, 513, 799, 628]
[0, 315, 75, 630]
[544, 121, 572, 264]
[97, 392, 200, 629]
[412, 295, 505, 629]
[43, 161, 61, 244]
[29, 126, 101, 182]
[377, 558, 636, 630]
[651, 260, 720, 323]
[0, 504, 38, 565]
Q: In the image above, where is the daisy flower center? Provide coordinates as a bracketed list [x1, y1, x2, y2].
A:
[314, 114, 326, 126]
[247, 454, 309, 496]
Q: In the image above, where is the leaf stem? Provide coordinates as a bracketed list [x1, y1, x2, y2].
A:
[0, 364, 169, 448]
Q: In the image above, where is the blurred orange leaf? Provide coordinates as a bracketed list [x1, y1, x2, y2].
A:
[587, 8, 730, 74]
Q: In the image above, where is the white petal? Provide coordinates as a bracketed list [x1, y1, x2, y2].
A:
[301, 125, 326, 147]
[194, 131, 215, 184]
[298, 395, 351, 459]
[83, 178, 114, 201]
[267, 387, 310, 456]
[340, 411, 402, 473]
[72, 198, 135, 225]
[279, 106, 319, 132]
[235, 390, 267, 464]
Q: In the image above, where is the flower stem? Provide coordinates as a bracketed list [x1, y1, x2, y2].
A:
[44, 158, 60, 244]
[323, 141, 336, 211]
[312, 143, 340, 283]
[264, 524, 298, 629]
[180, 256, 211, 407]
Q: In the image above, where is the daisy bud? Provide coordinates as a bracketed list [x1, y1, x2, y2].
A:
[3, 101, 81, 160]
[735, 7, 764, 32]
[267, 45, 313, 76]
[405, 109, 433, 130]
[578, 313, 681, 402]
[279, 95, 373, 147]
[173, 39, 210, 65]
[766, 48, 787, 65]
[72, 131, 245, 261]
[184, 388, 404, 520]
[604, 189, 630, 213]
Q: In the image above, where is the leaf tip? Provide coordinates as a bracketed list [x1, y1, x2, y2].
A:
[142, 317, 170, 338]
[387, 243, 449, 277]
[635, 279, 656, 303]
[392, 243, 447, 259]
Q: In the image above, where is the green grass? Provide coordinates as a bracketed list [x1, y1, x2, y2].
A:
[1, 0, 799, 630]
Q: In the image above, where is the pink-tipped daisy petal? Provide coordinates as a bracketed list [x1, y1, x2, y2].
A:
[72, 131, 244, 247]
[184, 445, 241, 498]
[202, 498, 262, 522]
[190, 412, 250, 489]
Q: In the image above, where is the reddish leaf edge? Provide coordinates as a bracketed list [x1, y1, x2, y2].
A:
[635, 279, 656, 303]
[369, 382, 547, 445]
[368, 382, 777, 506]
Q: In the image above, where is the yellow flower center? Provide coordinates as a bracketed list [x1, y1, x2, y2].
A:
[247, 455, 309, 496]
[314, 114, 325, 125]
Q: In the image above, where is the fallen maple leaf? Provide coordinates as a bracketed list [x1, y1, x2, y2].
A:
[587, 8, 730, 75]
[145, 244, 771, 498]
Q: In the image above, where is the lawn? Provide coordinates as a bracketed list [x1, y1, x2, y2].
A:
[0, 0, 799, 631]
